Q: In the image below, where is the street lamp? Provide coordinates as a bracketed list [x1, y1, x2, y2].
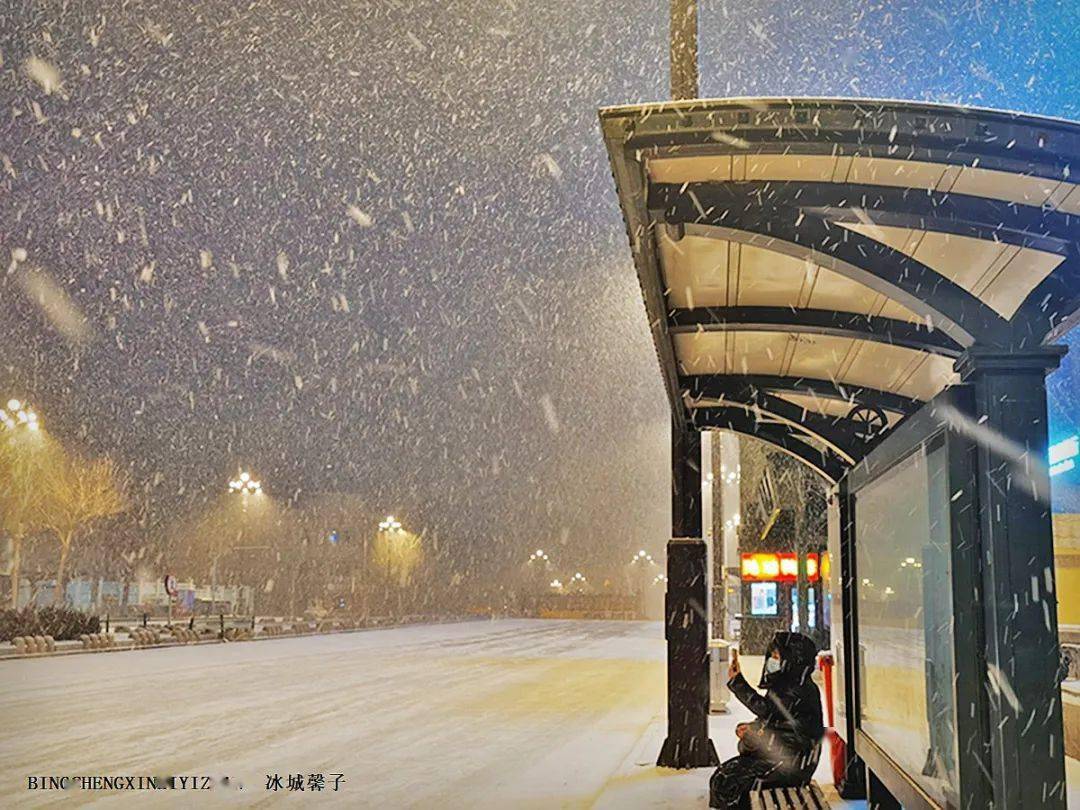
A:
[1, 399, 40, 432]
[528, 549, 550, 565]
[378, 516, 407, 614]
[228, 471, 262, 495]
[215, 470, 264, 614]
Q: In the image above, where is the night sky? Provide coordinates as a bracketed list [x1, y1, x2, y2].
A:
[2, 0, 1078, 579]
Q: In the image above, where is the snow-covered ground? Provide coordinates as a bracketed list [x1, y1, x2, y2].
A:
[0, 619, 1071, 807]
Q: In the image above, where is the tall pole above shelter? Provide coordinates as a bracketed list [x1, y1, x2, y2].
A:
[670, 0, 699, 100]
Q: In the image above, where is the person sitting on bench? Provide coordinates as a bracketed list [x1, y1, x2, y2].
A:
[710, 631, 824, 809]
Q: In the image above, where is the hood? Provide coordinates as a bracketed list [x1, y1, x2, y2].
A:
[759, 631, 818, 689]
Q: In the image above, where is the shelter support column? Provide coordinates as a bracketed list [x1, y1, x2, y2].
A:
[836, 479, 867, 799]
[658, 425, 718, 769]
[956, 346, 1067, 809]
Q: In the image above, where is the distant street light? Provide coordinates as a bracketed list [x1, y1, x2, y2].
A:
[228, 470, 262, 495]
[1, 399, 41, 432]
[379, 515, 402, 532]
[528, 549, 550, 565]
[630, 549, 654, 565]
[214, 471, 264, 613]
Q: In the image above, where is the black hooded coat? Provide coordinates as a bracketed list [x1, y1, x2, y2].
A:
[730, 631, 824, 761]
[709, 632, 825, 809]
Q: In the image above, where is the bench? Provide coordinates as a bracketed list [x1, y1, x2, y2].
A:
[750, 782, 827, 810]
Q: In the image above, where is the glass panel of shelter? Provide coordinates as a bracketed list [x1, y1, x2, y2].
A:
[854, 434, 959, 807]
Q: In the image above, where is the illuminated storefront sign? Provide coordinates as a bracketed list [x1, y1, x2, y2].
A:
[1050, 435, 1078, 477]
[741, 552, 820, 583]
[741, 553, 781, 581]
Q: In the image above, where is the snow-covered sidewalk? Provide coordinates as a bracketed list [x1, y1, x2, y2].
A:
[2, 618, 1073, 807]
[0, 619, 821, 808]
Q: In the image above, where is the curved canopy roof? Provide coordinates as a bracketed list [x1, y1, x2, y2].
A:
[599, 97, 1080, 481]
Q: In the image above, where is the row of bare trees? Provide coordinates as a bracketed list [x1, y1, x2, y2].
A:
[0, 428, 126, 609]
[165, 493, 429, 618]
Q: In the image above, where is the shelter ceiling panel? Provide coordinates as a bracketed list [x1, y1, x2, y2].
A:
[673, 331, 790, 376]
[673, 330, 954, 403]
[646, 153, 1079, 211]
[660, 228, 922, 320]
[840, 342, 957, 401]
[774, 392, 904, 425]
[840, 222, 1065, 318]
[948, 165, 1072, 208]
[1059, 184, 1080, 215]
[658, 232, 732, 308]
[672, 330, 955, 401]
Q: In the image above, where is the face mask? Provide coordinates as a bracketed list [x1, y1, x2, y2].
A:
[765, 658, 782, 675]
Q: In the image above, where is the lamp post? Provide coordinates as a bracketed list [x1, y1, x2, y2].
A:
[628, 549, 656, 599]
[378, 516, 403, 615]
[220, 471, 262, 615]
[527, 549, 551, 587]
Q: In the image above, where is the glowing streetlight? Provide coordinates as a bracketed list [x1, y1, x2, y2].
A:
[1, 399, 40, 432]
[216, 471, 263, 614]
[550, 579, 563, 590]
[528, 549, 550, 564]
[630, 550, 654, 565]
[379, 516, 402, 532]
[228, 471, 262, 495]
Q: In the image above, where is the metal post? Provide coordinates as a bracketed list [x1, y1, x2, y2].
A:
[670, 0, 699, 100]
[210, 556, 217, 617]
[657, 424, 718, 768]
[836, 480, 867, 799]
[956, 346, 1067, 810]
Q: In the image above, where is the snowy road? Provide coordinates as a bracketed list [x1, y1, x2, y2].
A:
[0, 619, 673, 808]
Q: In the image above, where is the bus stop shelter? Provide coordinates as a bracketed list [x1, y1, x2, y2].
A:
[599, 97, 1079, 809]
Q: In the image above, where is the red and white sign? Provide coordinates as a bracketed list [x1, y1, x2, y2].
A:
[164, 574, 179, 597]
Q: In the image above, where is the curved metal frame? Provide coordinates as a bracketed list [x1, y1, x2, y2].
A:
[669, 307, 963, 357]
[683, 373, 921, 416]
[599, 96, 1080, 476]
[689, 406, 847, 483]
[650, 183, 1014, 346]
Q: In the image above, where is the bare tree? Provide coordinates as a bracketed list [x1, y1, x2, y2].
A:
[39, 455, 126, 605]
[0, 427, 59, 608]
